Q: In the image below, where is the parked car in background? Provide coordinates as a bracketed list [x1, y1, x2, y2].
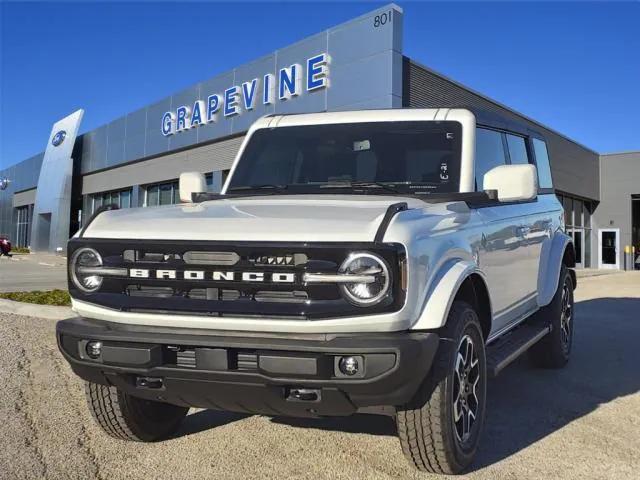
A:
[0, 235, 12, 257]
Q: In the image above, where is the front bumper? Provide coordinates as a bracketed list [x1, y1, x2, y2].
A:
[57, 317, 440, 417]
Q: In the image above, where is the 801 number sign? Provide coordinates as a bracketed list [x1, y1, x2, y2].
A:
[373, 10, 392, 28]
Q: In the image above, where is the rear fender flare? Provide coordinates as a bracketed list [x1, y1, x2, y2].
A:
[537, 232, 575, 307]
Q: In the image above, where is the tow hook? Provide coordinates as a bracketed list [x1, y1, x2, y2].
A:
[136, 376, 164, 389]
[287, 388, 321, 402]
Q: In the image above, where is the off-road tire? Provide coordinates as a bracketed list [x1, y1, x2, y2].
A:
[396, 301, 487, 474]
[85, 381, 189, 442]
[529, 265, 574, 368]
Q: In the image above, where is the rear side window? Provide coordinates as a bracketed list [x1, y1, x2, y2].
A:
[475, 128, 507, 190]
[532, 138, 553, 188]
[506, 134, 529, 164]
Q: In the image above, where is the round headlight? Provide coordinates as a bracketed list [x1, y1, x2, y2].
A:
[71, 247, 103, 292]
[339, 252, 391, 306]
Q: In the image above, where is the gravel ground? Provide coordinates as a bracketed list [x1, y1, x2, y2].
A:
[1, 272, 639, 479]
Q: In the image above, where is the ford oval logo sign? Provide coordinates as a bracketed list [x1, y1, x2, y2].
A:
[52, 130, 66, 147]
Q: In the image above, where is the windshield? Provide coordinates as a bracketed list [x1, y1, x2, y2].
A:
[227, 121, 462, 195]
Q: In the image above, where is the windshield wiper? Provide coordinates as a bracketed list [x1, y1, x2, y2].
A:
[227, 184, 288, 192]
[191, 184, 288, 202]
[321, 181, 401, 194]
[351, 181, 401, 193]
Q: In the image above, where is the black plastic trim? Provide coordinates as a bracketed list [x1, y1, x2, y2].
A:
[471, 198, 538, 209]
[191, 191, 285, 202]
[57, 317, 440, 416]
[79, 204, 119, 238]
[374, 202, 408, 243]
[187, 189, 549, 207]
[470, 190, 558, 209]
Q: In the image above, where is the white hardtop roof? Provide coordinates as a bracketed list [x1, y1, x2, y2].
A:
[249, 108, 474, 132]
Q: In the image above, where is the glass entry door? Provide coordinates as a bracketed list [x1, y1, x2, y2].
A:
[15, 205, 33, 248]
[599, 229, 620, 269]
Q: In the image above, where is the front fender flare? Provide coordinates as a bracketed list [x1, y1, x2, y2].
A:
[410, 260, 491, 331]
[537, 232, 574, 307]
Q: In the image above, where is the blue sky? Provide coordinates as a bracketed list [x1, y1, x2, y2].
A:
[1, 1, 639, 169]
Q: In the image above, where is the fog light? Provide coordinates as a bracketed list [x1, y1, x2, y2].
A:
[338, 356, 359, 376]
[86, 341, 102, 359]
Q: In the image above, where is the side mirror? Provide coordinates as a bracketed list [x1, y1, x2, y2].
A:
[483, 164, 538, 202]
[179, 172, 207, 203]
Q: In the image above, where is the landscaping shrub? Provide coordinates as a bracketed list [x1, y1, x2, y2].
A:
[0, 289, 71, 306]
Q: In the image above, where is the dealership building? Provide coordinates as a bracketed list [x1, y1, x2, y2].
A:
[0, 4, 638, 270]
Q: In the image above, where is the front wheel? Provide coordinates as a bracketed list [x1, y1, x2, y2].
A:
[85, 382, 189, 442]
[396, 301, 487, 474]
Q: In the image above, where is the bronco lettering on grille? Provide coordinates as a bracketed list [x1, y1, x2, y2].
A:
[128, 269, 295, 283]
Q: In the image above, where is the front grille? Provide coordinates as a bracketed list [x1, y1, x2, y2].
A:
[167, 346, 259, 372]
[126, 286, 308, 304]
[127, 285, 174, 298]
[250, 254, 307, 266]
[187, 288, 240, 301]
[236, 352, 258, 371]
[254, 291, 308, 303]
[68, 239, 405, 319]
[176, 348, 196, 368]
[183, 251, 239, 265]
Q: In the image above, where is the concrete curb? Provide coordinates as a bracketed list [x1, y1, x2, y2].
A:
[0, 298, 75, 320]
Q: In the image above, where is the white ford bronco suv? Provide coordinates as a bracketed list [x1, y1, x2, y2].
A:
[57, 108, 576, 474]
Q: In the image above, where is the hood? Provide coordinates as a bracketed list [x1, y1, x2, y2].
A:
[83, 194, 430, 242]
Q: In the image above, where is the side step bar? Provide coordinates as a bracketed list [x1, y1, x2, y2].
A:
[486, 323, 550, 378]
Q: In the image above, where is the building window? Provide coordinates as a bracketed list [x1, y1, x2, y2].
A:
[144, 172, 226, 207]
[145, 180, 178, 207]
[206, 171, 227, 193]
[15, 205, 33, 248]
[91, 188, 133, 214]
[562, 195, 572, 226]
[159, 182, 174, 205]
[574, 199, 583, 227]
[559, 193, 592, 268]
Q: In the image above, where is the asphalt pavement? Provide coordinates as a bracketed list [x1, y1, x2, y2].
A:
[1, 272, 639, 479]
[0, 254, 67, 292]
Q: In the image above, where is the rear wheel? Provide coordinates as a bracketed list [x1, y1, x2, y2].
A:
[396, 301, 487, 474]
[529, 265, 574, 368]
[85, 382, 188, 442]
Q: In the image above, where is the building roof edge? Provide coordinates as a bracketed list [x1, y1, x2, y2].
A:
[407, 58, 600, 156]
